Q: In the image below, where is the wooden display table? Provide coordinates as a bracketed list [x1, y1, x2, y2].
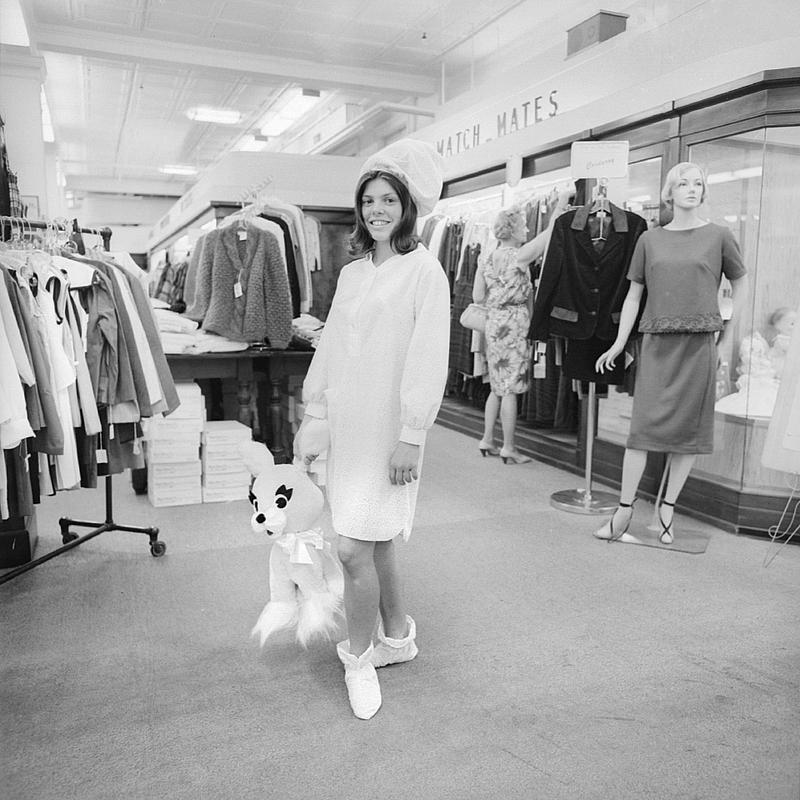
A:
[165, 348, 314, 462]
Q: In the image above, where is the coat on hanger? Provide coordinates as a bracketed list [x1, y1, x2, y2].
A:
[529, 204, 647, 343]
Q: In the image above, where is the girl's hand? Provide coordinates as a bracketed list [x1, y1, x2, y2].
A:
[595, 343, 624, 374]
[293, 417, 330, 466]
[389, 442, 421, 485]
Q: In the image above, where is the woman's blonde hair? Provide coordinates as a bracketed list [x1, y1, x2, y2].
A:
[493, 205, 527, 242]
[661, 161, 708, 207]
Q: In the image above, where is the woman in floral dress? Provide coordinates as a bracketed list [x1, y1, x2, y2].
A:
[473, 206, 533, 464]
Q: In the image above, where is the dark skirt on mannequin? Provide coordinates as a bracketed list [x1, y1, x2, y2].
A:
[627, 332, 717, 454]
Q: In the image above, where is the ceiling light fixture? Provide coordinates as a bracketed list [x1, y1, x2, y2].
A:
[159, 164, 198, 176]
[186, 106, 243, 125]
[260, 89, 323, 138]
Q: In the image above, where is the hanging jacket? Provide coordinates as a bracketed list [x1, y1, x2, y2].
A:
[529, 204, 647, 342]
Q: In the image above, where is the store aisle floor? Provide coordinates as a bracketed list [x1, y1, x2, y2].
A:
[1, 424, 798, 800]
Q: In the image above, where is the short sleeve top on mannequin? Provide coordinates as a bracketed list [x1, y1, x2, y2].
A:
[628, 223, 747, 333]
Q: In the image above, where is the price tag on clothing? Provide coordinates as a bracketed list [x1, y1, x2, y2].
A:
[237, 230, 248, 241]
[97, 449, 108, 464]
[233, 281, 243, 298]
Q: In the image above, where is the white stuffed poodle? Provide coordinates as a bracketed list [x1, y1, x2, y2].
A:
[241, 440, 343, 647]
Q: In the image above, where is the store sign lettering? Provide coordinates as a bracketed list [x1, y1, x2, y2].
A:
[437, 90, 559, 157]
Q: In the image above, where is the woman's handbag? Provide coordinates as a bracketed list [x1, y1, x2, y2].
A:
[459, 303, 487, 333]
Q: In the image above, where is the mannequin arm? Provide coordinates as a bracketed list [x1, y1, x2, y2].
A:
[716, 274, 750, 351]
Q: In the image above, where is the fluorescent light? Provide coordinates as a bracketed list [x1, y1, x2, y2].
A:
[733, 166, 763, 180]
[627, 194, 651, 204]
[260, 89, 323, 138]
[707, 166, 763, 185]
[186, 106, 242, 125]
[159, 164, 198, 176]
[40, 87, 55, 143]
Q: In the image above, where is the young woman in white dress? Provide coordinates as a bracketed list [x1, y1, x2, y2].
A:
[294, 140, 450, 719]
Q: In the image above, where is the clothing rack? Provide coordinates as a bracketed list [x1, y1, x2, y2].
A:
[0, 215, 113, 251]
[0, 217, 164, 587]
[548, 177, 618, 516]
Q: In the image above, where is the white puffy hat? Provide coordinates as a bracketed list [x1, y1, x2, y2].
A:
[358, 138, 445, 216]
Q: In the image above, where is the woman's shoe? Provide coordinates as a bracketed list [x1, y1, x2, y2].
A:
[478, 440, 500, 457]
[336, 641, 382, 720]
[658, 500, 675, 545]
[594, 501, 635, 541]
[499, 448, 531, 465]
[372, 615, 418, 668]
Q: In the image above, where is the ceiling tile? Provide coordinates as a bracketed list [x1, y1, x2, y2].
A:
[145, 8, 211, 38]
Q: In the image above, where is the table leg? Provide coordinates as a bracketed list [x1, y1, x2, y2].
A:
[269, 374, 286, 462]
[237, 379, 252, 428]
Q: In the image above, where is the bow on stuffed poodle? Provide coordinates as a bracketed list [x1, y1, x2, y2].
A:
[241, 439, 343, 647]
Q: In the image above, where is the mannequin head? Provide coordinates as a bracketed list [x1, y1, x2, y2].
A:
[661, 162, 708, 209]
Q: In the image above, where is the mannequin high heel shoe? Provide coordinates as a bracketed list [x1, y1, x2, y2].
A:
[499, 448, 532, 465]
[594, 500, 635, 541]
[658, 500, 675, 545]
[478, 440, 500, 457]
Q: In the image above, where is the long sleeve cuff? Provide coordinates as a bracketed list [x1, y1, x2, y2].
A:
[399, 426, 427, 446]
[304, 401, 327, 419]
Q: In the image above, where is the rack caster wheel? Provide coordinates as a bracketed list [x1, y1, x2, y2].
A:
[62, 531, 78, 545]
[150, 541, 166, 557]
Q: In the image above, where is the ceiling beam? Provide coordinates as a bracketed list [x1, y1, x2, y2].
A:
[30, 24, 438, 96]
[65, 175, 186, 197]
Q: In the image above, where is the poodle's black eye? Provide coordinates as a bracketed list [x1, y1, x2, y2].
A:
[275, 485, 293, 509]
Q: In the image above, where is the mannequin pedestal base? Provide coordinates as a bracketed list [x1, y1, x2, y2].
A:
[550, 488, 617, 515]
[603, 521, 711, 554]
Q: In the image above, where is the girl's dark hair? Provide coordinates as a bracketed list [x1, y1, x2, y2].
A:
[348, 170, 419, 257]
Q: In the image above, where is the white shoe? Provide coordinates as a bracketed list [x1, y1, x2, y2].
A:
[336, 641, 382, 720]
[372, 615, 418, 668]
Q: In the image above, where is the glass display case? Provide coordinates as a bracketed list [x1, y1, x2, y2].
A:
[690, 127, 800, 494]
[596, 128, 799, 495]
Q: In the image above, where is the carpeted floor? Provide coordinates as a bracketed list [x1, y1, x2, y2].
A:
[1, 424, 799, 800]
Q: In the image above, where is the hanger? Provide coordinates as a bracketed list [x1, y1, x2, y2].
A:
[589, 178, 611, 242]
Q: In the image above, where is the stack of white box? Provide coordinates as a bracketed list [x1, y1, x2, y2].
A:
[145, 382, 205, 507]
[201, 420, 252, 503]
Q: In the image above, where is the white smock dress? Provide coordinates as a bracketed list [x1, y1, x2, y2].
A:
[302, 243, 450, 542]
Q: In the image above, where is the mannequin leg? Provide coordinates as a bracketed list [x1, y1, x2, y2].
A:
[619, 448, 648, 504]
[480, 392, 500, 452]
[658, 453, 696, 542]
[373, 539, 408, 639]
[595, 448, 647, 539]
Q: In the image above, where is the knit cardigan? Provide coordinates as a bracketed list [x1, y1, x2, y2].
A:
[190, 224, 293, 347]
